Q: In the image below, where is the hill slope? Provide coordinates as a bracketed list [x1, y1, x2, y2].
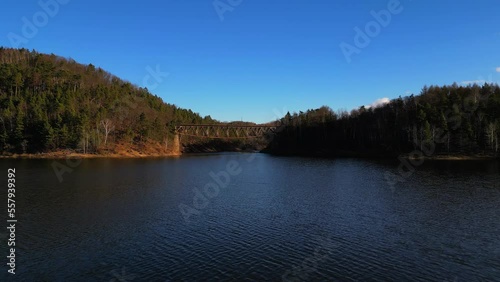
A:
[0, 48, 215, 155]
[267, 84, 500, 158]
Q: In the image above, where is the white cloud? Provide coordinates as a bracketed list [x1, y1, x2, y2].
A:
[496, 67, 500, 73]
[461, 80, 488, 85]
[365, 98, 390, 109]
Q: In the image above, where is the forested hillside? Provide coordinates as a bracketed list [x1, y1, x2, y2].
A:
[2, 48, 499, 158]
[0, 48, 215, 155]
[268, 84, 500, 158]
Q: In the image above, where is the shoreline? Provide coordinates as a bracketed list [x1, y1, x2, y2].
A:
[404, 154, 497, 161]
[0, 151, 181, 159]
[0, 150, 497, 161]
[264, 150, 498, 161]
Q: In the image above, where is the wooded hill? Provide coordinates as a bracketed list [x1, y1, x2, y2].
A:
[0, 48, 216, 154]
[268, 83, 500, 158]
[2, 48, 499, 158]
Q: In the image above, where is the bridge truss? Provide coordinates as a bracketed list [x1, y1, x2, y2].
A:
[175, 124, 277, 139]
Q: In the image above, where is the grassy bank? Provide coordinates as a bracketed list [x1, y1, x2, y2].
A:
[0, 140, 181, 159]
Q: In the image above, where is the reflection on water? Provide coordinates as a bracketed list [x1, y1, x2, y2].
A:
[0, 154, 499, 281]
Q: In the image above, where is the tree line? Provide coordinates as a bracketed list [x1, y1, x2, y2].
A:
[0, 48, 216, 154]
[267, 83, 500, 157]
[2, 48, 499, 157]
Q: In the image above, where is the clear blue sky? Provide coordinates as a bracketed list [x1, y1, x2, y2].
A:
[1, 0, 500, 123]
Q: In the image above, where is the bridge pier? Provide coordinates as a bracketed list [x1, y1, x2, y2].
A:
[172, 133, 181, 155]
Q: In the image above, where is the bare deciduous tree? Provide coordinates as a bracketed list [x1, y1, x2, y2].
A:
[486, 122, 498, 153]
[100, 119, 114, 146]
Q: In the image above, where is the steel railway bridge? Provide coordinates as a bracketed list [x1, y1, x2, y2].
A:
[175, 124, 277, 139]
[171, 124, 279, 153]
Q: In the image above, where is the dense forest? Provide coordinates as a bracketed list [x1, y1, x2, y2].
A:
[1, 48, 499, 158]
[0, 48, 216, 155]
[267, 83, 500, 158]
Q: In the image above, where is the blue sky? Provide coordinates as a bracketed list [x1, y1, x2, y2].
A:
[1, 0, 500, 123]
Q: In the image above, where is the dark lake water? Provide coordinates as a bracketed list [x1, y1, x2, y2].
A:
[0, 153, 499, 281]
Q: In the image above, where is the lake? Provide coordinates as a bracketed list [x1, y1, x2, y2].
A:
[0, 153, 499, 281]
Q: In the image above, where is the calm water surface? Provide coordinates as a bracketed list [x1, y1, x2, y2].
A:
[0, 153, 499, 281]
